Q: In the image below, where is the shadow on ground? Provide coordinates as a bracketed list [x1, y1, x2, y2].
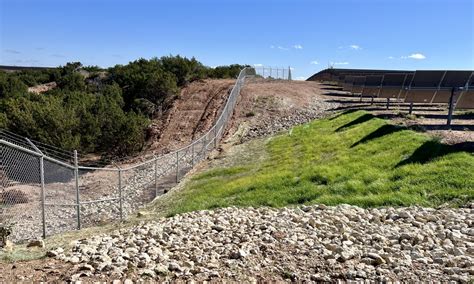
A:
[351, 124, 406, 147]
[335, 113, 375, 132]
[396, 141, 474, 167]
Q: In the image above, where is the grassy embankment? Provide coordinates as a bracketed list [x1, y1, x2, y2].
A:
[165, 110, 474, 215]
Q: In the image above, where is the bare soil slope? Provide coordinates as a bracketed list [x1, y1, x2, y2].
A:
[147, 79, 235, 153]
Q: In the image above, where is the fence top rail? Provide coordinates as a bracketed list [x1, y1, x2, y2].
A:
[0, 139, 42, 157]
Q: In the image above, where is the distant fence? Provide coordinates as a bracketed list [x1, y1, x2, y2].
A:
[254, 66, 292, 80]
[0, 67, 262, 242]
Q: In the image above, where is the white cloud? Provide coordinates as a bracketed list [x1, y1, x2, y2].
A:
[295, 76, 306, 81]
[253, 63, 263, 67]
[407, 53, 426, 60]
[277, 46, 289, 50]
[350, 44, 361, 50]
[310, 60, 319, 65]
[388, 56, 394, 59]
[270, 45, 275, 49]
[293, 44, 303, 49]
[331, 62, 350, 65]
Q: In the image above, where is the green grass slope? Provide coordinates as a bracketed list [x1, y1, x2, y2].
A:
[166, 110, 473, 215]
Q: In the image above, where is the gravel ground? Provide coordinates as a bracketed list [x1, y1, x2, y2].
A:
[47, 204, 473, 282]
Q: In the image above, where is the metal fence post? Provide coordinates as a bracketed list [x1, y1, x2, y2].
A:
[117, 166, 123, 220]
[154, 157, 158, 197]
[74, 150, 81, 230]
[39, 155, 46, 239]
[191, 143, 195, 166]
[176, 151, 179, 183]
[214, 127, 217, 148]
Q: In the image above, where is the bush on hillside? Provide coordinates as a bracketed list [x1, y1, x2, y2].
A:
[0, 56, 249, 157]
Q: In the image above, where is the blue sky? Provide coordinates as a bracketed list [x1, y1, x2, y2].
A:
[1, 0, 473, 80]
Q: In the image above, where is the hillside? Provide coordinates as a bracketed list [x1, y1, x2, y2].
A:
[155, 110, 474, 216]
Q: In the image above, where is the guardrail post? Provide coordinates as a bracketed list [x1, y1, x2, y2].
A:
[386, 98, 390, 110]
[371, 96, 374, 105]
[39, 155, 46, 238]
[74, 150, 81, 230]
[176, 151, 179, 183]
[154, 157, 158, 197]
[191, 143, 195, 166]
[409, 103, 414, 114]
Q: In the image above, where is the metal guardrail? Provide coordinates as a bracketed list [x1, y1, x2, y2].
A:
[0, 67, 280, 242]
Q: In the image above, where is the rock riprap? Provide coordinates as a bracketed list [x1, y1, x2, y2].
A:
[51, 205, 473, 282]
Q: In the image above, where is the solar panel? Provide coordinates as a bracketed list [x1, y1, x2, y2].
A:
[351, 76, 366, 94]
[455, 72, 474, 109]
[409, 71, 445, 88]
[432, 71, 473, 103]
[381, 73, 409, 87]
[456, 90, 474, 109]
[364, 75, 383, 86]
[378, 73, 410, 99]
[361, 75, 383, 97]
[404, 74, 414, 87]
[342, 76, 355, 92]
[439, 71, 472, 88]
[404, 71, 445, 103]
[468, 72, 474, 89]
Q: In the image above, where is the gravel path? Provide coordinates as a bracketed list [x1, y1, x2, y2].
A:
[49, 204, 473, 282]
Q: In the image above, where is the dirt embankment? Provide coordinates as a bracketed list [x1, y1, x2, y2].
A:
[146, 79, 235, 154]
[226, 79, 338, 142]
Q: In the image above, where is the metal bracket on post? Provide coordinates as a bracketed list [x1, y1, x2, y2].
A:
[74, 150, 81, 230]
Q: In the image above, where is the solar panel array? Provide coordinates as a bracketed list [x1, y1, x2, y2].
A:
[308, 68, 474, 109]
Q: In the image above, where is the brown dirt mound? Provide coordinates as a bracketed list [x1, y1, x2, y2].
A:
[147, 79, 235, 153]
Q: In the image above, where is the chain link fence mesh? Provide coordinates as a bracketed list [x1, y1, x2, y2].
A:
[0, 67, 289, 242]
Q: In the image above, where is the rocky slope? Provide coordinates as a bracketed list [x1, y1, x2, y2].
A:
[48, 204, 473, 282]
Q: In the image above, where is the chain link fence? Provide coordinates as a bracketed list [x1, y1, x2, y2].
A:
[0, 67, 271, 242]
[254, 66, 292, 80]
